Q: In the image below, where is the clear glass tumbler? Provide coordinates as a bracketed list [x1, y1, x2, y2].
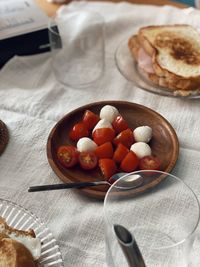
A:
[48, 10, 105, 88]
[103, 170, 200, 267]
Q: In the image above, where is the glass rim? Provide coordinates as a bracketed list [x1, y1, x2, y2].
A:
[48, 10, 105, 37]
[103, 170, 200, 250]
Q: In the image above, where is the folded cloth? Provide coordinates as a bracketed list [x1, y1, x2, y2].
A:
[0, 2, 200, 267]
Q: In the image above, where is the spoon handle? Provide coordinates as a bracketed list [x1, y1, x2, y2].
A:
[28, 181, 108, 192]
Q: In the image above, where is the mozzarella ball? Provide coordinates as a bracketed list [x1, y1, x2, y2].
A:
[77, 137, 97, 152]
[100, 105, 119, 123]
[133, 126, 152, 143]
[92, 119, 112, 132]
[130, 142, 151, 159]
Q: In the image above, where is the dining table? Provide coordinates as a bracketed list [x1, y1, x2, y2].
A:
[1, 0, 200, 266]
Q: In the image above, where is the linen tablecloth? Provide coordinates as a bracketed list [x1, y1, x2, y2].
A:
[1, 1, 200, 266]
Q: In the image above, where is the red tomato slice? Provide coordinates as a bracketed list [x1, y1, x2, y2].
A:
[69, 122, 89, 141]
[79, 151, 97, 170]
[99, 159, 117, 180]
[92, 128, 115, 146]
[57, 146, 79, 168]
[95, 142, 113, 159]
[112, 115, 129, 134]
[113, 143, 129, 163]
[120, 151, 139, 172]
[82, 110, 100, 130]
[113, 128, 135, 148]
[139, 156, 161, 171]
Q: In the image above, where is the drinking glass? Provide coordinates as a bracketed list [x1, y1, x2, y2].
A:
[48, 10, 105, 88]
[103, 170, 200, 267]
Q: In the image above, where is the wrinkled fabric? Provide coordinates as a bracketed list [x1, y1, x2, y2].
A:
[0, 2, 200, 266]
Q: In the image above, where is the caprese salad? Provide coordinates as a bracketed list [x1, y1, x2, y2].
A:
[57, 105, 161, 180]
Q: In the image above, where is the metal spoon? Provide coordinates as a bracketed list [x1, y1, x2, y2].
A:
[28, 173, 143, 192]
[114, 224, 146, 267]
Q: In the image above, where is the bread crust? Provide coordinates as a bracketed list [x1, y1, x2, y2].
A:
[0, 217, 39, 267]
[128, 25, 200, 93]
[0, 238, 36, 267]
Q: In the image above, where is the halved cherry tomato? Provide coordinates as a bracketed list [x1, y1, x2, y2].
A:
[95, 142, 113, 159]
[69, 122, 89, 141]
[113, 128, 135, 148]
[92, 128, 115, 146]
[120, 151, 139, 172]
[99, 159, 117, 180]
[79, 151, 97, 170]
[139, 156, 161, 171]
[112, 115, 129, 134]
[57, 146, 79, 168]
[82, 110, 100, 130]
[113, 143, 129, 163]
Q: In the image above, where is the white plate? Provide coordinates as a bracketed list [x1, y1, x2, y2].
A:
[115, 38, 200, 99]
[0, 198, 64, 267]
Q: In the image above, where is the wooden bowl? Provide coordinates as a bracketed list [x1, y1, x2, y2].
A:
[0, 120, 9, 156]
[47, 100, 179, 200]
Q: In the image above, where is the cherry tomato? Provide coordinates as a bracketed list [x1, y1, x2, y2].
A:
[69, 122, 89, 141]
[139, 156, 161, 171]
[57, 146, 79, 168]
[95, 142, 113, 159]
[120, 151, 139, 172]
[79, 151, 97, 170]
[113, 143, 129, 163]
[99, 159, 117, 180]
[113, 128, 135, 148]
[92, 128, 115, 146]
[82, 110, 100, 130]
[112, 115, 129, 134]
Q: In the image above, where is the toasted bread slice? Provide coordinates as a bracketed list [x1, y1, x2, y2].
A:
[128, 25, 200, 93]
[0, 238, 36, 267]
[0, 217, 41, 261]
[139, 25, 200, 80]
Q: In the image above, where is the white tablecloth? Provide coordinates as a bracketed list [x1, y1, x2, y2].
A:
[1, 1, 200, 266]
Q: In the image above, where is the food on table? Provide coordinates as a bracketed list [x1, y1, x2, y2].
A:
[139, 155, 161, 171]
[78, 151, 98, 170]
[92, 127, 115, 145]
[0, 216, 41, 267]
[113, 128, 135, 148]
[112, 115, 128, 133]
[113, 143, 129, 163]
[130, 142, 152, 159]
[99, 105, 119, 123]
[57, 145, 79, 168]
[99, 159, 117, 180]
[128, 24, 200, 96]
[69, 122, 89, 141]
[92, 118, 112, 132]
[120, 151, 139, 172]
[133, 126, 152, 143]
[95, 142, 113, 159]
[82, 110, 100, 130]
[77, 137, 97, 152]
[57, 104, 161, 179]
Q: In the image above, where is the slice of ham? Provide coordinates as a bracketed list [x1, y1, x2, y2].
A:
[138, 48, 155, 74]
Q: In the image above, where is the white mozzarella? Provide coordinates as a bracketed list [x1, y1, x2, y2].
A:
[77, 137, 97, 152]
[92, 119, 112, 132]
[133, 126, 152, 143]
[99, 105, 119, 123]
[130, 142, 151, 159]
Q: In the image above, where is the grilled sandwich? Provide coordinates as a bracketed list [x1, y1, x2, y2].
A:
[128, 24, 200, 96]
[0, 217, 41, 267]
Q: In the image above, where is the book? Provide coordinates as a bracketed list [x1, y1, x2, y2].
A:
[0, 0, 50, 68]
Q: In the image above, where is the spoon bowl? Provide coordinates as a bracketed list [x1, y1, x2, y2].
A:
[28, 173, 143, 193]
